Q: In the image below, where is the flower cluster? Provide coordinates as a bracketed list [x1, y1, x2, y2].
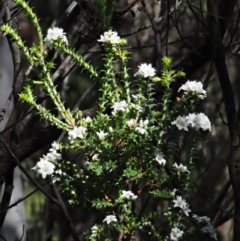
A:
[120, 190, 137, 200]
[111, 100, 143, 116]
[172, 196, 191, 216]
[32, 142, 61, 179]
[44, 27, 68, 45]
[134, 63, 156, 78]
[192, 214, 217, 240]
[139, 221, 152, 230]
[98, 30, 120, 44]
[90, 225, 99, 238]
[179, 80, 206, 99]
[171, 113, 211, 131]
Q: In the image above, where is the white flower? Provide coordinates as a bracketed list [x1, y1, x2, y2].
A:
[135, 63, 156, 78]
[173, 196, 191, 216]
[173, 196, 186, 208]
[201, 225, 217, 240]
[44, 27, 68, 45]
[112, 100, 128, 113]
[50, 141, 59, 151]
[43, 151, 61, 163]
[135, 119, 149, 134]
[171, 116, 189, 131]
[170, 227, 184, 241]
[98, 30, 120, 44]
[170, 188, 178, 197]
[135, 127, 148, 134]
[103, 215, 117, 224]
[32, 159, 55, 179]
[85, 116, 92, 122]
[97, 131, 108, 140]
[109, 126, 113, 132]
[173, 163, 189, 175]
[120, 190, 137, 200]
[182, 203, 191, 216]
[90, 225, 98, 237]
[32, 140, 62, 178]
[92, 154, 99, 161]
[155, 151, 166, 165]
[139, 119, 149, 127]
[142, 221, 151, 226]
[179, 80, 207, 99]
[127, 119, 137, 128]
[52, 169, 66, 183]
[187, 113, 211, 131]
[68, 126, 87, 140]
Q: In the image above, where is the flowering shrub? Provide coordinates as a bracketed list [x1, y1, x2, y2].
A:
[0, 0, 216, 240]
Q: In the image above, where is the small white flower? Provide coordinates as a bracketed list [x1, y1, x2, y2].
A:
[103, 215, 117, 224]
[139, 119, 149, 127]
[44, 27, 68, 45]
[112, 100, 128, 113]
[91, 225, 99, 237]
[98, 30, 120, 44]
[135, 119, 149, 134]
[43, 151, 61, 163]
[127, 119, 137, 128]
[109, 126, 113, 132]
[179, 80, 207, 99]
[155, 151, 166, 165]
[171, 116, 189, 131]
[50, 141, 59, 151]
[92, 154, 99, 161]
[52, 169, 66, 183]
[187, 113, 211, 131]
[170, 227, 184, 241]
[182, 203, 191, 216]
[135, 63, 156, 78]
[142, 221, 151, 226]
[170, 188, 178, 197]
[91, 225, 98, 237]
[120, 190, 137, 200]
[135, 127, 148, 134]
[173, 163, 189, 175]
[68, 126, 87, 140]
[32, 159, 55, 179]
[201, 225, 217, 240]
[173, 196, 187, 209]
[97, 131, 108, 140]
[173, 196, 191, 216]
[85, 116, 92, 122]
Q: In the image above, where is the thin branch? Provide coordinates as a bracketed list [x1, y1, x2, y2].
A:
[0, 181, 48, 214]
[140, 0, 163, 74]
[0, 93, 13, 123]
[0, 135, 60, 207]
[52, 184, 81, 241]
